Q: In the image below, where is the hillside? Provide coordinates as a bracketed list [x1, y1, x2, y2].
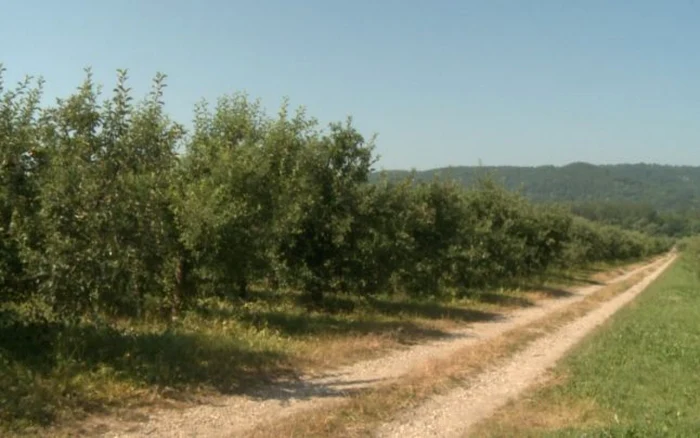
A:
[376, 163, 700, 212]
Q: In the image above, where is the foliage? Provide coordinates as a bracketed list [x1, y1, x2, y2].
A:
[19, 70, 184, 317]
[0, 68, 44, 303]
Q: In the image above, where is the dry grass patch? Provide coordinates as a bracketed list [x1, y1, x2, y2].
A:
[248, 334, 523, 438]
[293, 333, 400, 373]
[469, 369, 606, 438]
[476, 394, 605, 437]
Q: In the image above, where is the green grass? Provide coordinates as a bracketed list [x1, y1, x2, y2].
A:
[477, 252, 700, 437]
[0, 260, 642, 435]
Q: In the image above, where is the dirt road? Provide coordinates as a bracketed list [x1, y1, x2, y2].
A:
[376, 254, 676, 437]
[92, 255, 673, 438]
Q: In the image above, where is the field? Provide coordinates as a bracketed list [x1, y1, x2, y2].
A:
[473, 246, 700, 436]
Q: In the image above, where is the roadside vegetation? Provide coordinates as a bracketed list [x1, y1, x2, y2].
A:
[473, 241, 700, 437]
[0, 67, 671, 433]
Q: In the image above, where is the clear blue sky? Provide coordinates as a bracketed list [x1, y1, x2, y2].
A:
[2, 0, 699, 170]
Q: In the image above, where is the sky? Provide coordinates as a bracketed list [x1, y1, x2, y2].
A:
[1, 0, 699, 170]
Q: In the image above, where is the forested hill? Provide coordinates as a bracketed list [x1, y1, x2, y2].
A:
[375, 163, 700, 212]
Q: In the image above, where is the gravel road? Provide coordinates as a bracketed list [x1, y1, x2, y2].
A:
[375, 254, 676, 438]
[93, 256, 671, 438]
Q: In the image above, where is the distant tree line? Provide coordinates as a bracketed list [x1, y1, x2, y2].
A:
[0, 68, 672, 318]
[378, 163, 700, 218]
[565, 201, 700, 238]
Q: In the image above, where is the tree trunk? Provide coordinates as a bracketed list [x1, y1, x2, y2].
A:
[172, 252, 191, 319]
[310, 281, 324, 305]
[268, 272, 280, 291]
[237, 275, 249, 300]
